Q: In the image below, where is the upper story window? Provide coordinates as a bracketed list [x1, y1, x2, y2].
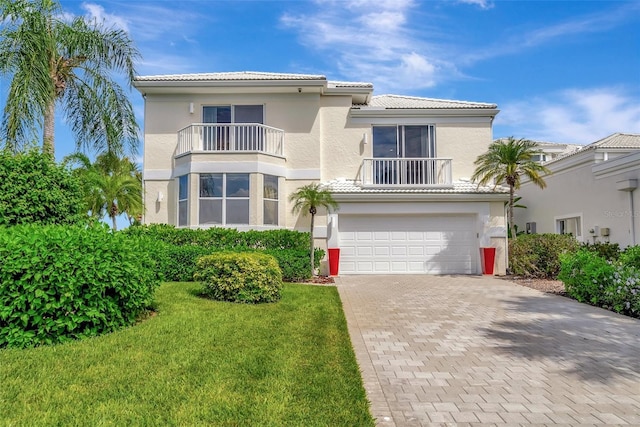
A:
[263, 175, 278, 225]
[202, 105, 264, 151]
[203, 105, 263, 124]
[373, 125, 435, 158]
[199, 173, 250, 225]
[178, 175, 188, 227]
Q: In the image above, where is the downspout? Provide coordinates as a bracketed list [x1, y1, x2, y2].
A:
[630, 189, 636, 246]
[616, 179, 638, 246]
[504, 201, 509, 274]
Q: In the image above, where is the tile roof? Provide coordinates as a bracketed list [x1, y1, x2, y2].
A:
[544, 133, 640, 164]
[365, 94, 497, 109]
[134, 71, 327, 82]
[586, 133, 640, 149]
[328, 81, 373, 89]
[323, 179, 509, 194]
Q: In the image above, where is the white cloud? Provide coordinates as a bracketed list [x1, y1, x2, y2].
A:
[457, 0, 494, 10]
[463, 2, 638, 64]
[496, 87, 640, 144]
[81, 3, 129, 32]
[280, 0, 462, 92]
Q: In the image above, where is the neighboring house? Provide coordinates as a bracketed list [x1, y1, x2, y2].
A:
[133, 72, 509, 275]
[515, 133, 640, 246]
[495, 138, 582, 163]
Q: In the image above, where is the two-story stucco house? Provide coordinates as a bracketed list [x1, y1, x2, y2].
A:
[133, 71, 508, 275]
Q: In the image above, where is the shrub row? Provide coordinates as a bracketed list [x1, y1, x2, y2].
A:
[127, 225, 323, 282]
[558, 248, 640, 317]
[195, 252, 283, 304]
[0, 225, 161, 348]
[123, 224, 311, 251]
[509, 234, 579, 278]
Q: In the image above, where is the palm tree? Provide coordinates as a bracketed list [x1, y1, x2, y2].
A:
[472, 137, 550, 240]
[0, 0, 140, 156]
[65, 152, 142, 230]
[289, 183, 339, 276]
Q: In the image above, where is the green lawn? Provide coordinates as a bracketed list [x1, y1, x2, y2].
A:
[0, 283, 374, 426]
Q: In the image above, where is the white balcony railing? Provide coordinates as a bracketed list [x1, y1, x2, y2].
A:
[177, 123, 284, 156]
[362, 158, 453, 187]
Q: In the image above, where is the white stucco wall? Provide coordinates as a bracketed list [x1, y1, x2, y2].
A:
[515, 151, 640, 247]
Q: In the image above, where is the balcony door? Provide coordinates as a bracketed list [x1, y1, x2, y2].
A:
[372, 125, 436, 185]
[203, 105, 263, 151]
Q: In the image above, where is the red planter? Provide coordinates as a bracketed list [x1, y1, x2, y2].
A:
[328, 248, 340, 276]
[479, 247, 496, 275]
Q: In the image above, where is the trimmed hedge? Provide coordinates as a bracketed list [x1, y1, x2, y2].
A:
[0, 225, 161, 348]
[0, 149, 86, 226]
[125, 225, 324, 282]
[123, 225, 310, 251]
[194, 252, 282, 304]
[509, 233, 579, 278]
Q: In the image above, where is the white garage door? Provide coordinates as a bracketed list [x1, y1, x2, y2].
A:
[338, 214, 478, 274]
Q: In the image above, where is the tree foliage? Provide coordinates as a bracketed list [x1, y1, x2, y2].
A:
[0, 0, 140, 156]
[472, 137, 550, 242]
[0, 149, 86, 226]
[65, 152, 142, 230]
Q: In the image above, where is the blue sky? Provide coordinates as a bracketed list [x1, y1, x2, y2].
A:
[3, 0, 640, 161]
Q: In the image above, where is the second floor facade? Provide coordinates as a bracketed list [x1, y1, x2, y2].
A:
[134, 72, 500, 228]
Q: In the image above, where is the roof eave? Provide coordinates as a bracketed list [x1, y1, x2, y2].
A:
[331, 192, 510, 202]
[350, 107, 500, 118]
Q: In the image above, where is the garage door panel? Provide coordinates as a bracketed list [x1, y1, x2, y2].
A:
[374, 231, 389, 240]
[407, 246, 425, 256]
[338, 214, 478, 275]
[374, 247, 390, 256]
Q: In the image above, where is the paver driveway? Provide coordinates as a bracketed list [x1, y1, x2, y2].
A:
[336, 275, 640, 427]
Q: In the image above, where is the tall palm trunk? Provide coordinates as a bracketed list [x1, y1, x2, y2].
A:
[309, 212, 315, 276]
[508, 185, 515, 241]
[43, 101, 55, 157]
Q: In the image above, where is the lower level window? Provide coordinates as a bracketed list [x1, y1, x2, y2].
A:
[263, 175, 278, 225]
[199, 173, 249, 225]
[178, 175, 188, 226]
[557, 216, 581, 237]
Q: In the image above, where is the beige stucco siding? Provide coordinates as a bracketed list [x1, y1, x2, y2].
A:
[515, 154, 640, 247]
[436, 122, 493, 180]
[319, 96, 369, 181]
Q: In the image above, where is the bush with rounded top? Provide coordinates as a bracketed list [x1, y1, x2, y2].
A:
[194, 252, 282, 304]
[0, 224, 161, 348]
[509, 233, 579, 278]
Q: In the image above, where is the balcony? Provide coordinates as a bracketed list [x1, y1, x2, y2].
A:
[362, 158, 453, 187]
[176, 123, 285, 157]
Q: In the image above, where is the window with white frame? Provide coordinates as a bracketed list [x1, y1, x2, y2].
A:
[263, 175, 278, 225]
[557, 216, 581, 238]
[372, 125, 436, 185]
[199, 173, 250, 225]
[178, 175, 188, 227]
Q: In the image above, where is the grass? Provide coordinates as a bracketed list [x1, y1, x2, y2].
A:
[0, 283, 374, 426]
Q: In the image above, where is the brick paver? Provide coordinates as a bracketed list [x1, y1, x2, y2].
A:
[336, 275, 640, 426]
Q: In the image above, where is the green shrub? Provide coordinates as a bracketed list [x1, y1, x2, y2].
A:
[0, 149, 86, 226]
[122, 225, 311, 251]
[509, 233, 579, 278]
[0, 225, 161, 348]
[265, 249, 308, 282]
[124, 225, 321, 282]
[601, 266, 640, 315]
[581, 242, 620, 261]
[194, 252, 282, 304]
[558, 249, 614, 305]
[160, 244, 214, 282]
[619, 245, 640, 268]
